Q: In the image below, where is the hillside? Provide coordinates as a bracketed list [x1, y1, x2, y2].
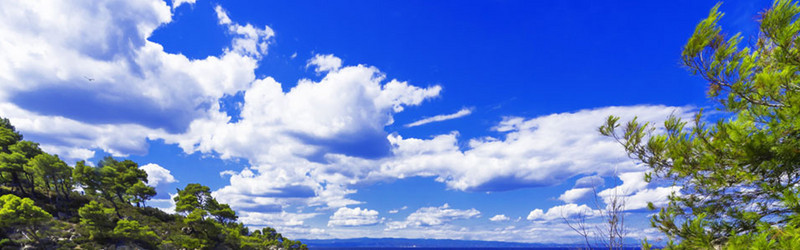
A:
[0, 117, 306, 249]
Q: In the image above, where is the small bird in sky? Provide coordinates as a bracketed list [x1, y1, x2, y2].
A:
[83, 76, 94, 82]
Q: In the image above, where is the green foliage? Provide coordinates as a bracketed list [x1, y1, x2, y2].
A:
[127, 182, 155, 207]
[113, 219, 158, 243]
[601, 0, 800, 248]
[28, 153, 73, 200]
[97, 157, 148, 204]
[72, 160, 100, 195]
[174, 183, 213, 214]
[175, 183, 238, 223]
[0, 150, 28, 192]
[0, 117, 302, 249]
[0, 118, 22, 153]
[163, 234, 207, 249]
[209, 199, 238, 224]
[184, 208, 208, 224]
[77, 201, 116, 240]
[0, 194, 52, 240]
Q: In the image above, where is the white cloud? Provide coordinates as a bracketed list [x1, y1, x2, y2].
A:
[307, 54, 343, 73]
[139, 163, 177, 187]
[405, 107, 473, 128]
[239, 211, 320, 228]
[558, 188, 593, 203]
[166, 59, 441, 212]
[172, 0, 196, 10]
[594, 171, 680, 211]
[284, 220, 590, 244]
[214, 5, 232, 25]
[386, 204, 480, 230]
[527, 204, 598, 221]
[38, 144, 95, 163]
[0, 0, 271, 162]
[574, 175, 604, 189]
[527, 209, 545, 221]
[328, 207, 381, 227]
[489, 214, 510, 222]
[388, 206, 408, 214]
[192, 105, 687, 224]
[215, 5, 274, 58]
[558, 175, 605, 203]
[624, 186, 680, 210]
[380, 105, 694, 192]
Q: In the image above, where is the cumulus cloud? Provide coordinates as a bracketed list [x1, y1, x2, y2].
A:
[307, 54, 343, 73]
[172, 0, 196, 10]
[167, 56, 442, 215]
[328, 207, 381, 227]
[489, 214, 510, 222]
[0, 0, 274, 163]
[558, 188, 593, 203]
[215, 5, 274, 58]
[139, 163, 177, 187]
[182, 104, 687, 228]
[624, 186, 680, 210]
[574, 175, 604, 189]
[558, 175, 605, 203]
[386, 204, 480, 230]
[527, 204, 598, 221]
[380, 105, 694, 192]
[405, 107, 473, 128]
[596, 171, 681, 211]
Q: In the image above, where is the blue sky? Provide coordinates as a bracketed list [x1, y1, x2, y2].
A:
[0, 0, 771, 243]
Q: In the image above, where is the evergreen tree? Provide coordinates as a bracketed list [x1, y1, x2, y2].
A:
[601, 0, 800, 247]
[77, 201, 116, 240]
[29, 153, 73, 202]
[113, 219, 158, 244]
[127, 182, 156, 207]
[174, 183, 214, 214]
[0, 194, 52, 241]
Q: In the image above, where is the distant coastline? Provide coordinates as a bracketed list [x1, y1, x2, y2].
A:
[297, 238, 646, 249]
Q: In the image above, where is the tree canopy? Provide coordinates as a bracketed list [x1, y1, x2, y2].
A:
[0, 194, 52, 240]
[175, 183, 238, 224]
[601, 0, 800, 248]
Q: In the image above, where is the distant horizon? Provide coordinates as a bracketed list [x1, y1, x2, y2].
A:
[295, 237, 651, 248]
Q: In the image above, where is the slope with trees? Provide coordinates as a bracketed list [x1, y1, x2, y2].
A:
[0, 117, 306, 249]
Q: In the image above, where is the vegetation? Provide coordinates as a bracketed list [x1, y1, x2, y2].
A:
[0, 117, 306, 249]
[601, 0, 800, 248]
